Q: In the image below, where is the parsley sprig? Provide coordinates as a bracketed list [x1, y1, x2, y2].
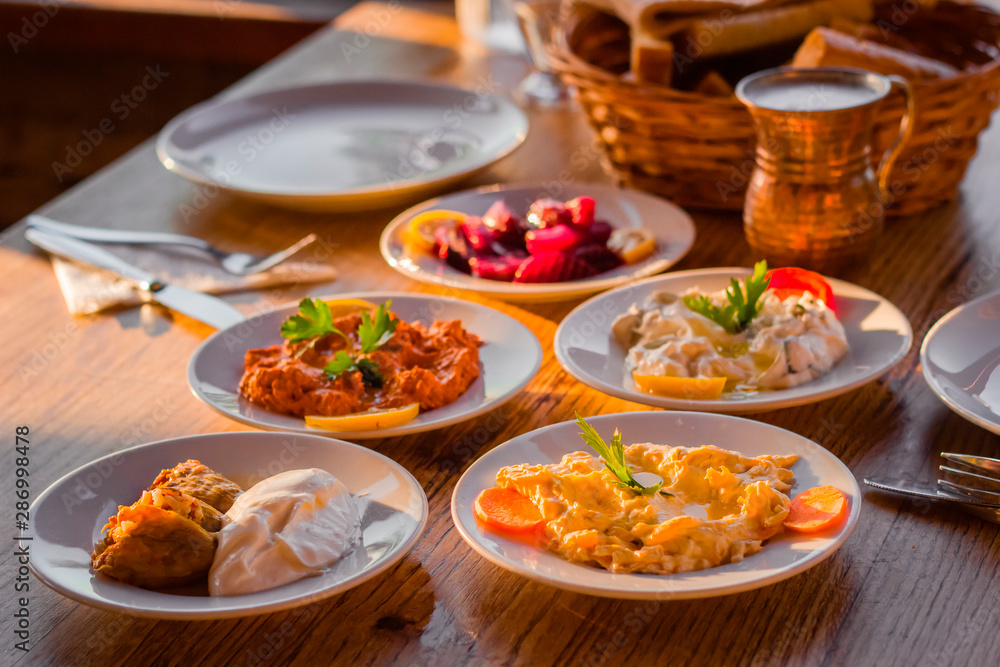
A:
[280, 298, 399, 387]
[682, 260, 771, 334]
[575, 413, 661, 496]
[280, 297, 347, 343]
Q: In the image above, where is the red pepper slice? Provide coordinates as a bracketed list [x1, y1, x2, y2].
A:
[766, 267, 836, 311]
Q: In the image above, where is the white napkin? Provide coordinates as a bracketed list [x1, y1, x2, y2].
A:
[48, 243, 337, 315]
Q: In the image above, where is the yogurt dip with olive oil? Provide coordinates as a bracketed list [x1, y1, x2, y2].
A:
[613, 288, 849, 393]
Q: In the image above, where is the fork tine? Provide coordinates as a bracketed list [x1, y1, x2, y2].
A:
[941, 453, 1000, 478]
[937, 479, 1000, 505]
[939, 464, 1000, 490]
[247, 234, 318, 273]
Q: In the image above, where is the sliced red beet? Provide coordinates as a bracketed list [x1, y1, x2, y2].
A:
[587, 220, 613, 245]
[433, 225, 450, 254]
[566, 196, 596, 227]
[574, 243, 623, 273]
[437, 225, 474, 274]
[513, 252, 600, 283]
[482, 201, 527, 248]
[469, 255, 523, 282]
[461, 216, 496, 252]
[525, 225, 586, 255]
[526, 198, 572, 229]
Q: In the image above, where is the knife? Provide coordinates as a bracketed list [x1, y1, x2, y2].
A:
[863, 476, 1000, 507]
[26, 228, 246, 330]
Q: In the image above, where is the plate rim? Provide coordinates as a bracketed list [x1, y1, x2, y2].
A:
[553, 267, 914, 413]
[26, 430, 429, 619]
[450, 410, 861, 599]
[920, 289, 1000, 435]
[155, 79, 529, 201]
[378, 182, 697, 301]
[186, 291, 543, 439]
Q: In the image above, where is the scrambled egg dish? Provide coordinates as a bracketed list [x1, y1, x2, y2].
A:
[613, 289, 849, 392]
[496, 444, 796, 574]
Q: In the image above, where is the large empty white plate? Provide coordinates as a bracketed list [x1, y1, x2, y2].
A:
[188, 292, 542, 439]
[451, 411, 861, 599]
[380, 183, 696, 302]
[28, 431, 427, 619]
[554, 268, 913, 412]
[921, 289, 1000, 435]
[156, 81, 528, 210]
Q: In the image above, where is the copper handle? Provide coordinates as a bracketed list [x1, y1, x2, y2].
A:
[877, 75, 916, 202]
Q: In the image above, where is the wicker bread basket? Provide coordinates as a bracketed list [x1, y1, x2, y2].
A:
[549, 1, 1000, 216]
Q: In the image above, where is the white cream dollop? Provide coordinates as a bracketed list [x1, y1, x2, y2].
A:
[208, 468, 361, 597]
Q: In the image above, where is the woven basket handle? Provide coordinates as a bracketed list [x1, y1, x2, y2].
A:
[877, 76, 916, 202]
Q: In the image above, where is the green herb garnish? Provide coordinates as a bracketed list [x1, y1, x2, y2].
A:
[358, 304, 399, 354]
[280, 299, 399, 387]
[575, 413, 661, 495]
[281, 298, 346, 343]
[682, 260, 771, 334]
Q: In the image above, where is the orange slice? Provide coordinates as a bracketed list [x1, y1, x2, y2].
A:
[304, 403, 419, 431]
[608, 228, 656, 264]
[323, 298, 377, 318]
[403, 209, 467, 252]
[632, 373, 727, 400]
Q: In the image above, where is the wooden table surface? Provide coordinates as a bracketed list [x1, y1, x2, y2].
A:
[4, 2, 1000, 665]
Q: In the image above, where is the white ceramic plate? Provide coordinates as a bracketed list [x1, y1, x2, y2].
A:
[188, 292, 542, 439]
[921, 289, 1000, 435]
[27, 431, 427, 619]
[554, 268, 912, 413]
[156, 81, 528, 210]
[379, 183, 696, 303]
[452, 411, 861, 599]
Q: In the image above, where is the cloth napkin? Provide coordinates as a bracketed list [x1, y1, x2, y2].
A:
[576, 0, 873, 41]
[579, 0, 791, 31]
[48, 243, 338, 316]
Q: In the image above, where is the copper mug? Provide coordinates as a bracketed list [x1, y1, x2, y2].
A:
[736, 67, 915, 271]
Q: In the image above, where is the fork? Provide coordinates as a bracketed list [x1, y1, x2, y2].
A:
[26, 215, 317, 276]
[864, 453, 1000, 524]
[939, 454, 1000, 501]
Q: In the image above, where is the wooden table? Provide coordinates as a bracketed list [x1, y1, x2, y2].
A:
[4, 3, 1000, 665]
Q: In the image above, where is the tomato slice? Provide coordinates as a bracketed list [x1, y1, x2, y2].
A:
[766, 267, 835, 311]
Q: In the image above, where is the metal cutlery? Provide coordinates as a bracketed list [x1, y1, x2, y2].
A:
[864, 452, 1000, 524]
[26, 227, 246, 330]
[27, 215, 316, 276]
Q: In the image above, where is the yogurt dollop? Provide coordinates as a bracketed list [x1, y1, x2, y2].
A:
[208, 468, 361, 597]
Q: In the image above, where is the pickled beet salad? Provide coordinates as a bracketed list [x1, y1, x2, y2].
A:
[402, 196, 657, 283]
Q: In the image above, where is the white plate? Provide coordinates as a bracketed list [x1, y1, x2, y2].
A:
[27, 431, 427, 619]
[554, 268, 912, 413]
[921, 289, 1000, 435]
[451, 411, 861, 599]
[188, 292, 542, 439]
[379, 183, 696, 303]
[156, 81, 528, 211]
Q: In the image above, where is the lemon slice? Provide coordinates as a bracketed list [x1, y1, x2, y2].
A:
[632, 373, 726, 400]
[608, 228, 657, 264]
[304, 403, 420, 432]
[322, 298, 378, 319]
[403, 209, 467, 252]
